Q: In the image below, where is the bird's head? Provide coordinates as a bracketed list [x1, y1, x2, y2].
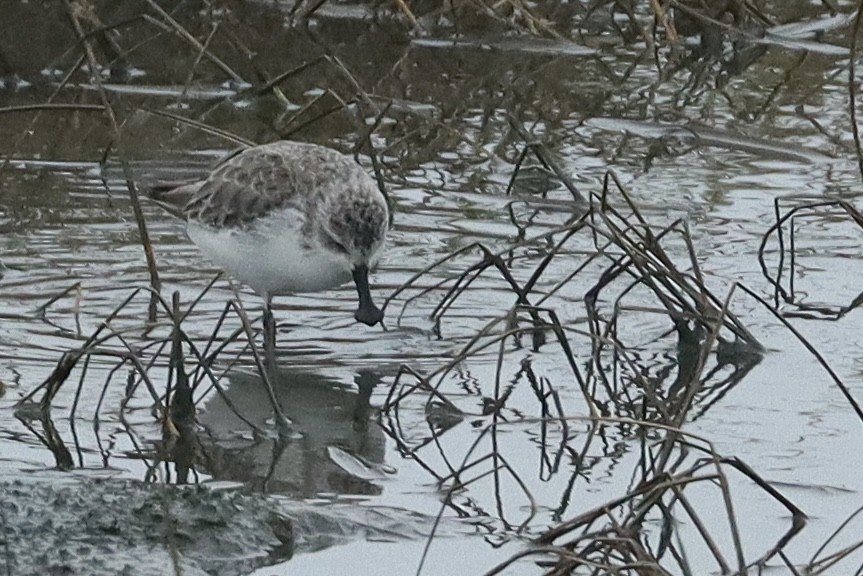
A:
[320, 188, 389, 326]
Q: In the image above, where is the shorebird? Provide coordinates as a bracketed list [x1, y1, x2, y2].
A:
[149, 141, 389, 365]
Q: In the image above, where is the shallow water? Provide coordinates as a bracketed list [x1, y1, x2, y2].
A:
[2, 1, 863, 574]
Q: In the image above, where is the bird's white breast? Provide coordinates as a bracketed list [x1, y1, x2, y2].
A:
[187, 208, 352, 296]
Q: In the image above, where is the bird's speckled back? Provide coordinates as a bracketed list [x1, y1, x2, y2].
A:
[180, 141, 386, 239]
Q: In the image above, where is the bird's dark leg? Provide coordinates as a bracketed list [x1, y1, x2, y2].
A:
[263, 293, 276, 372]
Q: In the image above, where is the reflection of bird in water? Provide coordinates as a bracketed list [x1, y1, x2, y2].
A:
[149, 141, 389, 366]
[197, 368, 388, 496]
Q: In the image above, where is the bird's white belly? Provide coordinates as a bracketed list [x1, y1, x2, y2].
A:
[187, 211, 352, 296]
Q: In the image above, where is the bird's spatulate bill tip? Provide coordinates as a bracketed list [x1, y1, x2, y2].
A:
[352, 265, 383, 326]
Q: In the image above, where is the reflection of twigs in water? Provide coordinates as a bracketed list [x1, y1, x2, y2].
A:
[809, 504, 863, 573]
[383, 364, 464, 460]
[591, 171, 760, 347]
[378, 178, 817, 574]
[666, 336, 762, 423]
[387, 169, 760, 417]
[413, 421, 538, 576]
[162, 292, 197, 484]
[666, 281, 734, 429]
[522, 417, 806, 576]
[17, 287, 145, 408]
[519, 359, 569, 479]
[384, 223, 586, 336]
[18, 279, 295, 449]
[759, 196, 863, 317]
[582, 175, 762, 426]
[16, 282, 324, 484]
[738, 283, 863, 426]
[381, 166, 782, 570]
[34, 281, 83, 337]
[409, 412, 807, 576]
[63, 1, 161, 322]
[145, 286, 291, 436]
[381, 308, 602, 489]
[392, 310, 591, 412]
[224, 298, 291, 435]
[15, 414, 74, 471]
[143, 293, 272, 438]
[507, 114, 586, 205]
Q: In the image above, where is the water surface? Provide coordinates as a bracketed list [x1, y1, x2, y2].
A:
[1, 1, 863, 574]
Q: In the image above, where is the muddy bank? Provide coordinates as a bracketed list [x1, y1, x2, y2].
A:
[0, 478, 434, 576]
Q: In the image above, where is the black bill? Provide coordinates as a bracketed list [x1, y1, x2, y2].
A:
[352, 264, 384, 326]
